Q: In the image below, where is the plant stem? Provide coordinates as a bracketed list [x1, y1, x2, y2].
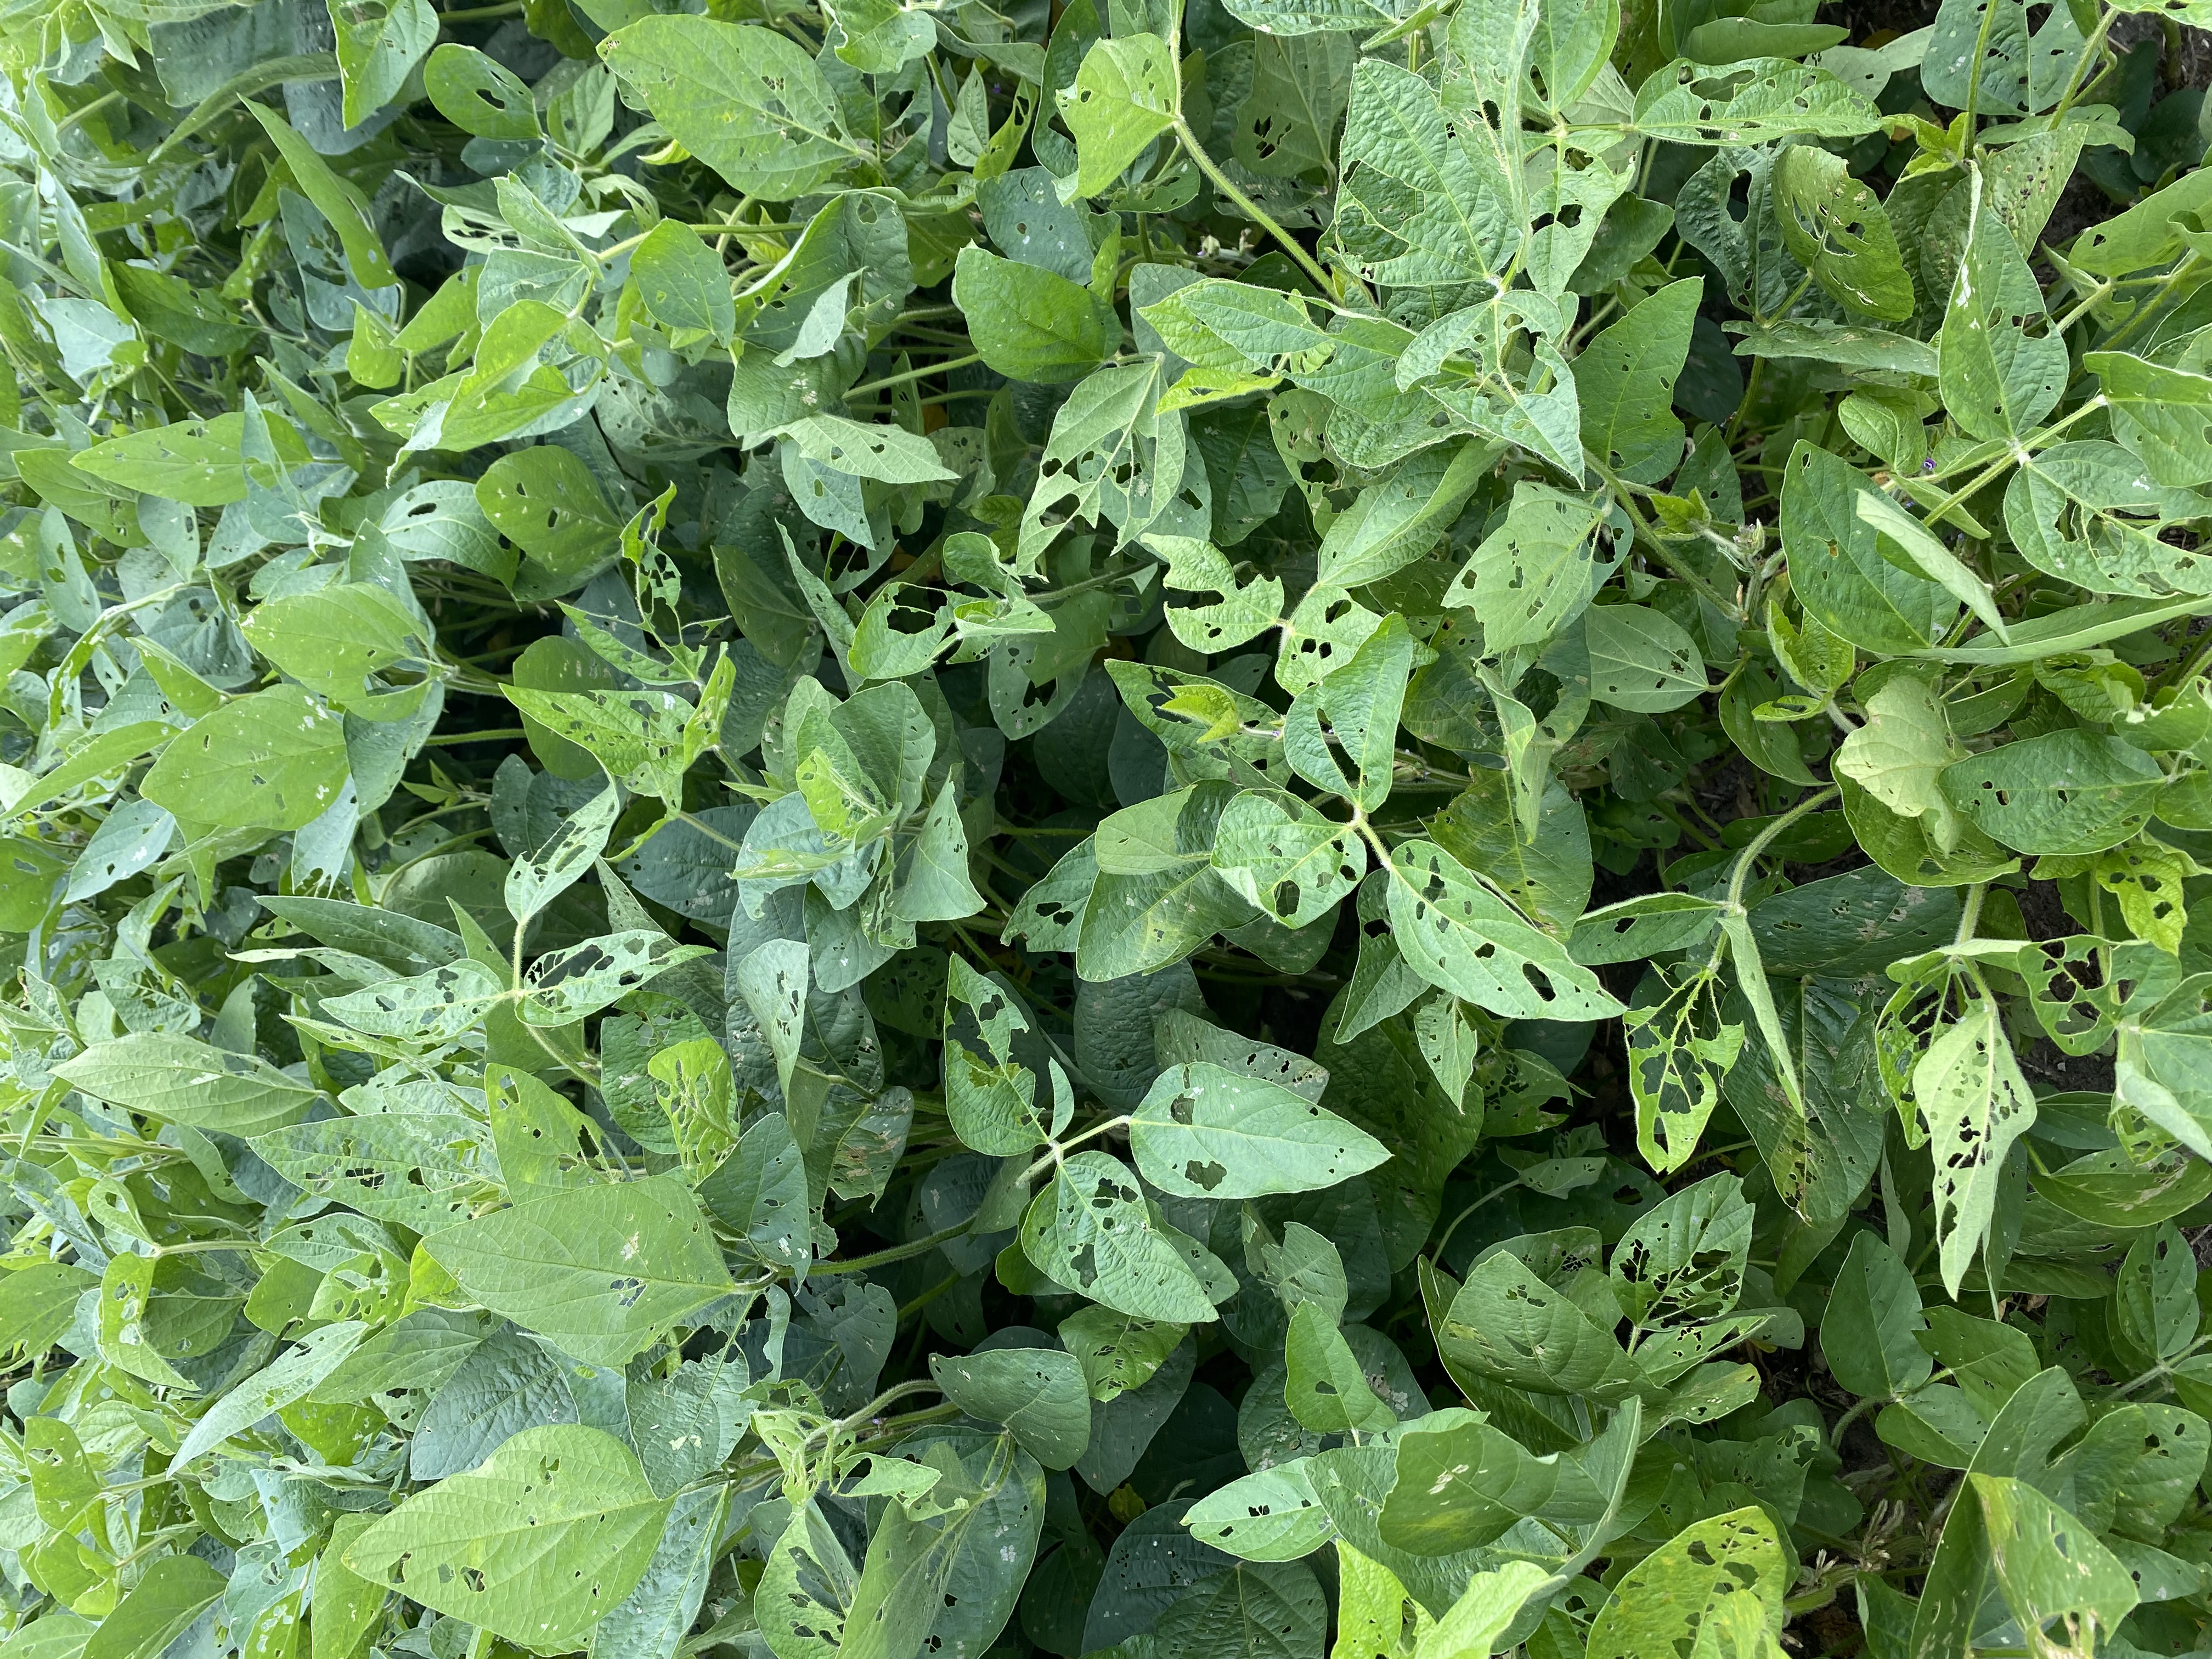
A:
[1170, 115, 1337, 296]
[810, 1218, 975, 1276]
[848, 352, 982, 397]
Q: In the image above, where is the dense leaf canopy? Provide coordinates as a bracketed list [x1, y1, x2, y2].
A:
[0, 0, 2210, 1653]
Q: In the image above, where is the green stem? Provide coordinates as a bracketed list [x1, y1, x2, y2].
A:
[1726, 785, 1838, 912]
[848, 352, 983, 397]
[1588, 454, 1743, 618]
[1170, 115, 1336, 296]
[810, 1218, 974, 1276]
[1429, 1180, 1523, 1266]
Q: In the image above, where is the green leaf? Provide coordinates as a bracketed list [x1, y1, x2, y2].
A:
[178, 1321, 370, 1459]
[329, 0, 436, 127]
[423, 1176, 736, 1366]
[600, 18, 855, 200]
[1820, 1231, 1932, 1400]
[630, 221, 736, 343]
[2083, 350, 2212, 489]
[952, 245, 1117, 385]
[1834, 674, 1967, 848]
[57, 1034, 321, 1136]
[927, 1347, 1092, 1469]
[2115, 1223, 2199, 1366]
[243, 583, 427, 718]
[1781, 442, 1959, 652]
[72, 415, 246, 506]
[477, 447, 628, 579]
[243, 103, 398, 287]
[346, 1426, 672, 1650]
[81, 1558, 225, 1659]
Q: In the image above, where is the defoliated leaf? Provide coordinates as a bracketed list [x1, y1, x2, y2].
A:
[423, 43, 539, 136]
[1940, 729, 2164, 855]
[600, 17, 856, 200]
[321, 959, 508, 1044]
[346, 1426, 671, 1651]
[1940, 170, 2066, 443]
[1436, 1250, 1647, 1401]
[1021, 1151, 1227, 1322]
[1335, 59, 1522, 292]
[1443, 482, 1609, 652]
[57, 1034, 321, 1136]
[757, 1499, 860, 1659]
[1772, 145, 1914, 320]
[1972, 1475, 2140, 1653]
[422, 1176, 736, 1366]
[1584, 603, 1707, 712]
[1285, 1301, 1396, 1433]
[1127, 1061, 1389, 1199]
[1630, 57, 1882, 143]
[699, 1111, 811, 1273]
[1577, 278, 1699, 483]
[1183, 1461, 1334, 1561]
[928, 1347, 1091, 1469]
[329, 0, 436, 126]
[1585, 1507, 1785, 1659]
[1609, 1171, 1753, 1328]
[1379, 1409, 1559, 1555]
[1212, 791, 1365, 928]
[1385, 840, 1623, 1022]
[139, 686, 350, 831]
[780, 416, 958, 486]
[1058, 35, 1178, 199]
[477, 447, 625, 579]
[1915, 1001, 2038, 1297]
[312, 1515, 386, 1659]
